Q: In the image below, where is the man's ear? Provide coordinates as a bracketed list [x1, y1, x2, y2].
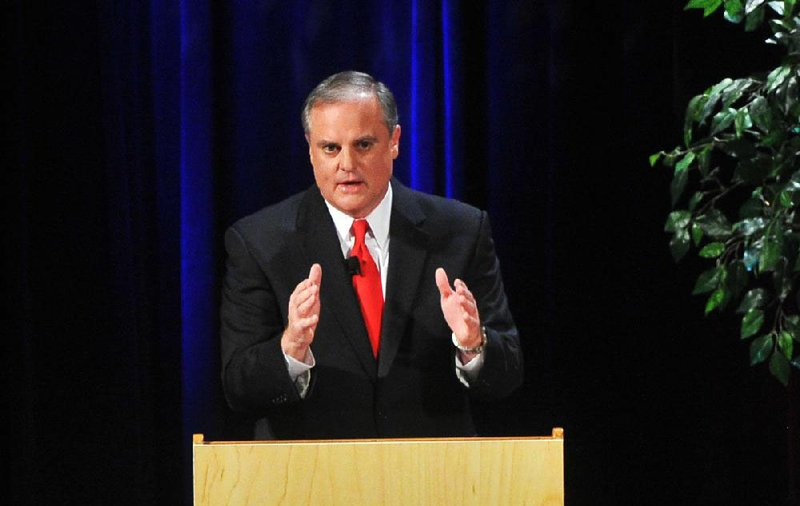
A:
[391, 125, 401, 158]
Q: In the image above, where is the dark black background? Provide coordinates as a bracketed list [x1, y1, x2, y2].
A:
[4, 2, 797, 505]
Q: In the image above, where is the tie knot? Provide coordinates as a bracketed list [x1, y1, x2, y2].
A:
[352, 219, 369, 241]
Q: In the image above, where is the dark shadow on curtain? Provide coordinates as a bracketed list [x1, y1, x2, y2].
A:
[5, 1, 796, 505]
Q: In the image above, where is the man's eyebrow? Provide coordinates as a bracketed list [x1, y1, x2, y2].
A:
[315, 139, 339, 147]
[354, 135, 378, 143]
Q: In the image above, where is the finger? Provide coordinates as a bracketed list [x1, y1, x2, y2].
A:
[458, 295, 478, 316]
[290, 278, 313, 302]
[435, 268, 452, 296]
[296, 292, 319, 316]
[297, 313, 319, 331]
[308, 263, 322, 286]
[290, 282, 318, 311]
[289, 313, 319, 335]
[454, 279, 474, 299]
[454, 279, 472, 297]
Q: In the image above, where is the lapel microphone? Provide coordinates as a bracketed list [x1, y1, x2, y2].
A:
[345, 256, 361, 276]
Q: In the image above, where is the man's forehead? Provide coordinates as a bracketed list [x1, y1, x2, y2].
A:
[308, 99, 385, 136]
[310, 97, 380, 116]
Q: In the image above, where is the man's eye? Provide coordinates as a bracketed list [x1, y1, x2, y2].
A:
[322, 144, 339, 153]
[357, 141, 373, 150]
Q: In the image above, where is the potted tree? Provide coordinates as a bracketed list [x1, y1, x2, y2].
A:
[653, 0, 800, 386]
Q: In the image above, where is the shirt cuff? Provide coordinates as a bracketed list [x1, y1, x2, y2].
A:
[454, 348, 485, 387]
[284, 349, 315, 398]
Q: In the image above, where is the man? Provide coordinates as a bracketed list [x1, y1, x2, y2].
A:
[220, 71, 522, 439]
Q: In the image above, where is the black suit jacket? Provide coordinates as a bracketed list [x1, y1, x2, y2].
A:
[220, 179, 522, 439]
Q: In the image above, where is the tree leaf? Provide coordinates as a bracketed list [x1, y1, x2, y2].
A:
[672, 168, 689, 205]
[735, 217, 766, 236]
[744, 4, 765, 30]
[750, 333, 773, 365]
[700, 80, 732, 126]
[743, 245, 759, 272]
[686, 0, 716, 7]
[762, 129, 787, 148]
[693, 266, 723, 294]
[741, 309, 765, 338]
[685, 0, 724, 16]
[745, 0, 766, 14]
[697, 148, 712, 177]
[724, 0, 746, 21]
[676, 152, 696, 172]
[777, 330, 794, 359]
[759, 226, 783, 272]
[737, 288, 767, 312]
[769, 350, 790, 385]
[773, 257, 792, 301]
[766, 65, 791, 91]
[739, 197, 763, 219]
[649, 152, 663, 167]
[665, 210, 691, 232]
[692, 222, 705, 245]
[670, 228, 691, 261]
[696, 210, 733, 238]
[689, 192, 705, 213]
[686, 94, 708, 122]
[779, 190, 794, 208]
[784, 315, 800, 337]
[748, 96, 773, 132]
[769, 0, 787, 15]
[725, 261, 748, 299]
[699, 241, 726, 257]
[705, 286, 728, 314]
[735, 108, 753, 137]
[711, 107, 737, 134]
[722, 78, 754, 108]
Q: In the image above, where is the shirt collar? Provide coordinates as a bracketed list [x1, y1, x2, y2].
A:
[324, 182, 392, 250]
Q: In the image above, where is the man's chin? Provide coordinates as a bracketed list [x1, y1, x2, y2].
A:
[329, 198, 370, 219]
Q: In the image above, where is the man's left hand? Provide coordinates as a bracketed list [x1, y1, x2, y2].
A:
[435, 267, 483, 355]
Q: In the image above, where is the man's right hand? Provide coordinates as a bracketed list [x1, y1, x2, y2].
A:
[281, 263, 322, 361]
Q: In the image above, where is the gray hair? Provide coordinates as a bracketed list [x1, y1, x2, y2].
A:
[301, 71, 398, 134]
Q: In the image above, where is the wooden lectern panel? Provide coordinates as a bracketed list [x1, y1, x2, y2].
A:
[193, 429, 564, 506]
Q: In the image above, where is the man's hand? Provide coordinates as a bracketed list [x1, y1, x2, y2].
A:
[435, 268, 483, 361]
[281, 264, 322, 361]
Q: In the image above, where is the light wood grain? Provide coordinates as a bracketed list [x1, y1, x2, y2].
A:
[193, 431, 564, 506]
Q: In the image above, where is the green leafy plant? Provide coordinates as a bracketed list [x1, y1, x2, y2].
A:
[652, 0, 800, 385]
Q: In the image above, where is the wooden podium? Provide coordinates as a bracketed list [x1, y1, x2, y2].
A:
[193, 428, 564, 505]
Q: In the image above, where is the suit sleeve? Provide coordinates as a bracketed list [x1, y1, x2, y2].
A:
[219, 225, 302, 414]
[462, 212, 524, 399]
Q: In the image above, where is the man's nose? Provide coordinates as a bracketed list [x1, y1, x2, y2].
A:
[338, 147, 355, 171]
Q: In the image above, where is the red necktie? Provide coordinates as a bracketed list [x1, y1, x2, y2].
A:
[351, 219, 383, 358]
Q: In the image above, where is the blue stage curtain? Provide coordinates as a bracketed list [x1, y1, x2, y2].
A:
[6, 2, 563, 504]
[9, 1, 795, 505]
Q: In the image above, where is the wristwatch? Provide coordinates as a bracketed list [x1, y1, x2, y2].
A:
[451, 327, 487, 354]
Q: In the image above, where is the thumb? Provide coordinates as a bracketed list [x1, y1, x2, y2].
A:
[309, 263, 322, 285]
[435, 268, 452, 296]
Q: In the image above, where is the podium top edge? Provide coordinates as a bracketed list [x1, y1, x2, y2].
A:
[192, 428, 564, 446]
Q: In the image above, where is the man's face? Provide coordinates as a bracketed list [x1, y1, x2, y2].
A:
[306, 96, 401, 219]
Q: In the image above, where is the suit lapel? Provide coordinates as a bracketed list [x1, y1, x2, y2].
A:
[297, 187, 378, 379]
[378, 181, 429, 378]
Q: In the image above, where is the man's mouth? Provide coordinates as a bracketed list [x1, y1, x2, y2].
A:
[338, 180, 364, 191]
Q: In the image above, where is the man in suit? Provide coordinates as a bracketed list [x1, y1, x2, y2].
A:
[220, 71, 522, 439]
